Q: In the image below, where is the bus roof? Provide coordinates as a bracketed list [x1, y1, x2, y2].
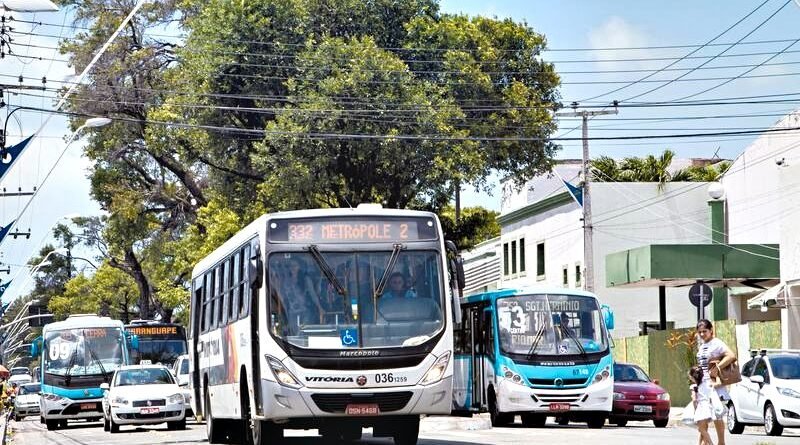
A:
[463, 286, 599, 304]
[191, 207, 440, 278]
[42, 314, 124, 332]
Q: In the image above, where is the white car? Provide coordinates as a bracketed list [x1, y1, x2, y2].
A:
[728, 350, 800, 436]
[8, 374, 33, 386]
[101, 365, 186, 433]
[13, 382, 41, 421]
[170, 354, 193, 418]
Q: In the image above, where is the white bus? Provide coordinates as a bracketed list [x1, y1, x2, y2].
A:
[189, 205, 464, 445]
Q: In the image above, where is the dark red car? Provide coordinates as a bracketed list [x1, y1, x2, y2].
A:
[610, 363, 671, 427]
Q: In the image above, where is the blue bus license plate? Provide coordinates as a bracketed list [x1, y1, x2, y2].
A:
[345, 404, 379, 416]
[549, 403, 570, 412]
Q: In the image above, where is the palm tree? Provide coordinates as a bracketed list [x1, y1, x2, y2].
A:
[591, 149, 678, 189]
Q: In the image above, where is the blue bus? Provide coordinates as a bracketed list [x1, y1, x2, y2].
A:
[452, 287, 615, 429]
[31, 314, 136, 430]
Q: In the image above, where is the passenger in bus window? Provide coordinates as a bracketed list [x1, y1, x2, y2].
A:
[282, 258, 325, 330]
[382, 272, 417, 299]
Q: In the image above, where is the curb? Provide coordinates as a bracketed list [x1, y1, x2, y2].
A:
[422, 414, 492, 432]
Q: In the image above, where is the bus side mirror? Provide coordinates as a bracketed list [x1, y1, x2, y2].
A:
[30, 337, 43, 358]
[128, 334, 140, 351]
[601, 305, 615, 331]
[455, 256, 466, 291]
[249, 243, 263, 289]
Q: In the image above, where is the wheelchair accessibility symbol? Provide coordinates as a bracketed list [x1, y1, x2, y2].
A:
[340, 329, 358, 347]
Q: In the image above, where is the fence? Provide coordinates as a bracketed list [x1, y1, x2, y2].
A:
[612, 319, 780, 406]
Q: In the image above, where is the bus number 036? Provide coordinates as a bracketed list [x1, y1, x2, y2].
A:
[375, 373, 407, 384]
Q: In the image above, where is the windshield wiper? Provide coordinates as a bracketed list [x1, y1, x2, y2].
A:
[526, 324, 547, 359]
[374, 243, 404, 299]
[63, 347, 79, 385]
[559, 324, 587, 357]
[85, 342, 109, 381]
[307, 245, 346, 296]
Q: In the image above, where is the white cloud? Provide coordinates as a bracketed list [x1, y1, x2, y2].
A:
[587, 16, 655, 71]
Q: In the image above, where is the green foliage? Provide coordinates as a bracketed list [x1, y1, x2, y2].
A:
[591, 150, 730, 187]
[438, 206, 500, 251]
[48, 265, 139, 322]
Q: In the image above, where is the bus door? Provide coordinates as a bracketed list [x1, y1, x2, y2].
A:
[470, 305, 491, 410]
[191, 277, 204, 416]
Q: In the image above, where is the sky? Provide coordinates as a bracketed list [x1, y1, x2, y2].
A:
[2, 0, 800, 303]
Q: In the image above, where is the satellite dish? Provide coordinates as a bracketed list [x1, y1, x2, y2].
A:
[1, 0, 58, 12]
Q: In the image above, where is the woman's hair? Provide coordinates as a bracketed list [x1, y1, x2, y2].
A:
[688, 365, 704, 386]
[696, 319, 713, 331]
[388, 272, 406, 285]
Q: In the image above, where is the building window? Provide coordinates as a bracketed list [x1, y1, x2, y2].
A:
[503, 237, 527, 278]
[562, 266, 569, 286]
[503, 243, 509, 275]
[536, 242, 545, 279]
[575, 263, 582, 287]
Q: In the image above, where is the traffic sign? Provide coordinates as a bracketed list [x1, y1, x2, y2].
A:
[689, 282, 713, 308]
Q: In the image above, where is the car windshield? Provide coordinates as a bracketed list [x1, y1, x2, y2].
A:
[179, 359, 189, 375]
[10, 368, 29, 376]
[115, 368, 174, 386]
[18, 384, 41, 395]
[614, 364, 651, 382]
[44, 327, 125, 376]
[496, 294, 609, 357]
[770, 356, 800, 379]
[268, 250, 444, 349]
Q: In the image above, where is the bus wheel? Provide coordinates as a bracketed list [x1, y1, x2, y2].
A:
[393, 416, 420, 445]
[109, 418, 120, 433]
[488, 392, 512, 427]
[205, 391, 224, 444]
[521, 413, 546, 428]
[45, 419, 59, 430]
[587, 415, 605, 429]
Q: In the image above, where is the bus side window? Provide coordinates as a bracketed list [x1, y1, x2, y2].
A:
[226, 256, 235, 323]
[204, 271, 214, 333]
[192, 277, 203, 337]
[217, 265, 226, 327]
[483, 310, 494, 359]
[240, 244, 251, 317]
[232, 250, 242, 321]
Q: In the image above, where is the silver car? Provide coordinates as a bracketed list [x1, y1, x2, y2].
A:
[13, 383, 41, 421]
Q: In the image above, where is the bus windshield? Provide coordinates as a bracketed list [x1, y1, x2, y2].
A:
[268, 250, 444, 349]
[43, 327, 125, 377]
[496, 294, 608, 357]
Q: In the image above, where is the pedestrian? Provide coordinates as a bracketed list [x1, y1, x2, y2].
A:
[696, 319, 736, 445]
[688, 365, 715, 445]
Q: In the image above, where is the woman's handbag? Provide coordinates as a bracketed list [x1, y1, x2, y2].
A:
[709, 356, 742, 385]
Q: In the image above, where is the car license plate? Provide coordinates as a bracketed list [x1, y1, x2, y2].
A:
[140, 407, 160, 415]
[549, 403, 571, 412]
[345, 404, 379, 416]
[80, 403, 96, 411]
[633, 405, 653, 413]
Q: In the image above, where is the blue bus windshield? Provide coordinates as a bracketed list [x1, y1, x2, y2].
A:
[496, 294, 608, 357]
[43, 327, 124, 376]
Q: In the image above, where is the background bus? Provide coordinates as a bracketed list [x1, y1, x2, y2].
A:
[453, 288, 615, 429]
[189, 206, 463, 445]
[125, 320, 187, 367]
[31, 314, 133, 430]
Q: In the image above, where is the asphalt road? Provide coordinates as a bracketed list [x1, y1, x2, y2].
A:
[9, 416, 800, 445]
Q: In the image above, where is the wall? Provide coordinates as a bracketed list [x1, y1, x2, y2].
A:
[779, 163, 800, 348]
[592, 183, 711, 337]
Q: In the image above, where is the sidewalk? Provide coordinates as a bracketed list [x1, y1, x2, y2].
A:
[0, 411, 9, 445]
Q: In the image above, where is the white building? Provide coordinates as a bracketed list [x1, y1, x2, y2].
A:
[494, 161, 714, 338]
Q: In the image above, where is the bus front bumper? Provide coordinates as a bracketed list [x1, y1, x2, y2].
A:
[259, 376, 453, 420]
[496, 377, 613, 414]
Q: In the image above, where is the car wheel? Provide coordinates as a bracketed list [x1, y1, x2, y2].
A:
[109, 417, 120, 434]
[614, 420, 628, 427]
[727, 402, 744, 434]
[14, 414, 21, 422]
[586, 415, 605, 429]
[653, 419, 668, 428]
[556, 416, 569, 426]
[103, 417, 109, 432]
[167, 419, 186, 430]
[764, 403, 784, 436]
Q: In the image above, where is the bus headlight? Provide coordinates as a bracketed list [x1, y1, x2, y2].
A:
[501, 366, 526, 386]
[420, 352, 451, 386]
[593, 366, 611, 384]
[266, 355, 302, 389]
[43, 393, 67, 404]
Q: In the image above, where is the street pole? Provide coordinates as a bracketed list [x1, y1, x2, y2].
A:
[555, 104, 619, 293]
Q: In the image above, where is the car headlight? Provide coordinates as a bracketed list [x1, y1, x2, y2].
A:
[613, 392, 624, 400]
[657, 392, 670, 401]
[112, 396, 129, 405]
[501, 365, 526, 386]
[167, 393, 184, 404]
[265, 355, 302, 389]
[420, 352, 451, 386]
[593, 365, 611, 383]
[777, 387, 800, 399]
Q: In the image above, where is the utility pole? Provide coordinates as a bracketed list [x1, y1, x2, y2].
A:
[555, 102, 618, 293]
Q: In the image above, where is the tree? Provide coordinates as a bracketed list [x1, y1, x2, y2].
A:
[48, 265, 139, 322]
[438, 205, 500, 251]
[590, 150, 729, 188]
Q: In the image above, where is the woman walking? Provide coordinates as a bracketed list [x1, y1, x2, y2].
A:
[696, 319, 736, 445]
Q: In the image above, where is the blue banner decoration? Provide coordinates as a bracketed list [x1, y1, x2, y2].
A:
[0, 280, 10, 300]
[562, 178, 583, 207]
[0, 220, 15, 244]
[0, 135, 34, 182]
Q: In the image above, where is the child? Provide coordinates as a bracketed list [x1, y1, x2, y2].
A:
[689, 365, 715, 445]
